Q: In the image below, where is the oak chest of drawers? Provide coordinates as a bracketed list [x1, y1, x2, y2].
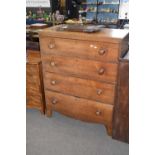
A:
[26, 50, 45, 114]
[39, 26, 129, 136]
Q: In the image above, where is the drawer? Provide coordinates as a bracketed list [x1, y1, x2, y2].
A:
[26, 95, 42, 107]
[42, 55, 118, 83]
[40, 37, 119, 62]
[46, 91, 113, 124]
[44, 72, 115, 104]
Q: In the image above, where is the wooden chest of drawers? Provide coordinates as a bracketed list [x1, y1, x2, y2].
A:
[26, 50, 45, 114]
[39, 26, 129, 136]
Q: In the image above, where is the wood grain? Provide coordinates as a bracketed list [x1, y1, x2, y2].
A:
[39, 37, 119, 62]
[26, 83, 40, 95]
[39, 26, 129, 44]
[39, 26, 129, 138]
[44, 72, 116, 104]
[45, 90, 113, 135]
[112, 58, 129, 143]
[41, 55, 118, 83]
[26, 50, 46, 114]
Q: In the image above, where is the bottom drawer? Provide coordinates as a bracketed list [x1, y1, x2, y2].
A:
[45, 91, 113, 124]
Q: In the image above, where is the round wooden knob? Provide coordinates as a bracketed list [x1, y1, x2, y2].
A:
[51, 80, 56, 85]
[50, 61, 55, 67]
[97, 89, 103, 95]
[98, 68, 105, 75]
[52, 98, 58, 105]
[96, 110, 102, 116]
[98, 48, 106, 55]
[48, 43, 55, 49]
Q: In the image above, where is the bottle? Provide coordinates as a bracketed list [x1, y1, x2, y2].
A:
[49, 13, 52, 21]
[79, 13, 83, 25]
[52, 13, 56, 25]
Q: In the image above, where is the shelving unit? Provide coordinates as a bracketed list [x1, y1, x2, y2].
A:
[79, 0, 97, 21]
[97, 0, 119, 25]
[79, 0, 120, 26]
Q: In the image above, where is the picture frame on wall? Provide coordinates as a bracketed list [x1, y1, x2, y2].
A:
[26, 0, 51, 8]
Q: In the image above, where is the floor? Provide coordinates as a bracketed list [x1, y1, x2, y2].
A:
[27, 109, 129, 155]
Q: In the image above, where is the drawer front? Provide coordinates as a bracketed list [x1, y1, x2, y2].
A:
[40, 37, 119, 62]
[26, 95, 42, 107]
[44, 72, 115, 104]
[42, 55, 118, 83]
[45, 91, 113, 124]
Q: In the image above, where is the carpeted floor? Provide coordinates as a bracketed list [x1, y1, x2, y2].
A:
[27, 109, 129, 155]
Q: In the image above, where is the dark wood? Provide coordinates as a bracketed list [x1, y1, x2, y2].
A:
[112, 55, 129, 143]
[26, 50, 46, 114]
[39, 26, 129, 138]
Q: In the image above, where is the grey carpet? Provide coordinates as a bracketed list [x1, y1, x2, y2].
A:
[27, 109, 129, 155]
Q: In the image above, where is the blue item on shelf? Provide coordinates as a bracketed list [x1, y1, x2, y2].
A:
[26, 19, 45, 25]
[80, 0, 120, 24]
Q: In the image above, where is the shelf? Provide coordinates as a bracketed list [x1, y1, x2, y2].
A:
[79, 11, 96, 13]
[81, 3, 97, 5]
[98, 12, 118, 14]
[98, 3, 119, 5]
[87, 11, 97, 13]
[81, 3, 119, 5]
[79, 11, 87, 13]
[98, 22, 118, 25]
[79, 1, 120, 24]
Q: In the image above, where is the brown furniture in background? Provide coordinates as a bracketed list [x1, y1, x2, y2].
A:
[112, 53, 129, 143]
[26, 50, 45, 114]
[39, 26, 129, 138]
[26, 23, 49, 51]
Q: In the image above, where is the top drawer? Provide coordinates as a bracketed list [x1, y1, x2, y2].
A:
[39, 37, 120, 62]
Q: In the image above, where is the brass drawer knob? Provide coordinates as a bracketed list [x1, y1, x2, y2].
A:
[50, 61, 56, 67]
[98, 48, 107, 55]
[48, 43, 55, 49]
[96, 110, 102, 116]
[96, 89, 103, 95]
[52, 98, 58, 105]
[98, 68, 105, 75]
[51, 80, 56, 85]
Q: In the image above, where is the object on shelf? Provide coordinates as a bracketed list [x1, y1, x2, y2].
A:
[123, 24, 129, 29]
[55, 10, 65, 24]
[65, 19, 82, 24]
[56, 24, 102, 33]
[79, 0, 120, 25]
[30, 23, 48, 29]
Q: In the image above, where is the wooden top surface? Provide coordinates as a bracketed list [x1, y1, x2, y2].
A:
[39, 25, 129, 44]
